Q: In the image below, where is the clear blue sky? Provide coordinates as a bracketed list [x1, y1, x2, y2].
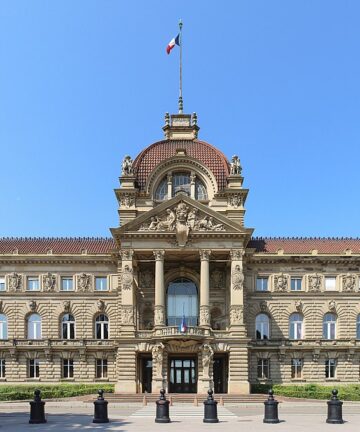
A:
[1, 1, 359, 238]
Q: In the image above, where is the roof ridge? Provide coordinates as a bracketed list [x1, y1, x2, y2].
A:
[0, 237, 114, 241]
[251, 236, 360, 241]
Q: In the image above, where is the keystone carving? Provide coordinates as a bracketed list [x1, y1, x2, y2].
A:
[328, 300, 336, 312]
[274, 273, 288, 292]
[342, 273, 356, 292]
[295, 300, 303, 312]
[8, 273, 22, 292]
[42, 272, 56, 292]
[230, 155, 242, 175]
[77, 273, 91, 292]
[97, 300, 105, 312]
[28, 300, 37, 312]
[260, 301, 267, 312]
[121, 155, 133, 175]
[63, 301, 71, 313]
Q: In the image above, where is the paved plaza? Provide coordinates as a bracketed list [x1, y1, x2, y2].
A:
[0, 400, 360, 431]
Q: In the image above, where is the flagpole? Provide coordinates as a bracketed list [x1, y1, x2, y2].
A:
[178, 19, 183, 113]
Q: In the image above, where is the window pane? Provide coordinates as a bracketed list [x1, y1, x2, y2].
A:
[95, 277, 108, 291]
[155, 178, 168, 200]
[61, 277, 73, 291]
[172, 173, 191, 197]
[256, 277, 268, 291]
[27, 277, 39, 291]
[291, 278, 302, 291]
[0, 277, 5, 291]
[325, 277, 336, 291]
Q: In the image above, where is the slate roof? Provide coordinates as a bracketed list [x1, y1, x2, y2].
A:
[0, 237, 360, 255]
[133, 139, 230, 192]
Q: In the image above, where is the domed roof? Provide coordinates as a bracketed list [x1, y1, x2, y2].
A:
[133, 139, 230, 192]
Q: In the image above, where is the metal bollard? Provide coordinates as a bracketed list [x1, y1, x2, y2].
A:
[29, 389, 47, 424]
[326, 389, 344, 424]
[93, 389, 109, 423]
[155, 389, 171, 423]
[203, 389, 219, 423]
[263, 389, 280, 424]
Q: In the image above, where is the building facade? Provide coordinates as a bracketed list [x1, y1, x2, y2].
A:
[1, 111, 360, 393]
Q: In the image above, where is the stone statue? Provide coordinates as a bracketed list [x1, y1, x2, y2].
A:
[121, 155, 133, 175]
[152, 343, 165, 378]
[230, 155, 242, 175]
[201, 344, 214, 379]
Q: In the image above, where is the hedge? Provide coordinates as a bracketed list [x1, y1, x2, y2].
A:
[0, 383, 114, 401]
[252, 383, 360, 401]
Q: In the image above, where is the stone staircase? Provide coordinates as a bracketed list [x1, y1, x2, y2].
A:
[84, 393, 267, 404]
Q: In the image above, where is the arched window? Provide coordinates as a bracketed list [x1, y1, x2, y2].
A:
[155, 173, 208, 201]
[95, 314, 109, 340]
[27, 313, 42, 339]
[289, 313, 303, 339]
[357, 314, 360, 339]
[62, 314, 75, 339]
[255, 313, 270, 340]
[323, 313, 336, 340]
[0, 314, 7, 339]
[167, 278, 198, 326]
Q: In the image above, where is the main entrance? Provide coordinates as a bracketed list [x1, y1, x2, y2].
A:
[169, 357, 197, 393]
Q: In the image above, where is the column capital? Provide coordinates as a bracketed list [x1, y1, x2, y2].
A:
[199, 249, 211, 261]
[230, 249, 245, 260]
[153, 250, 165, 261]
[120, 249, 134, 261]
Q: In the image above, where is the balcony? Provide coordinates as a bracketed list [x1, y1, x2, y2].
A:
[136, 326, 230, 339]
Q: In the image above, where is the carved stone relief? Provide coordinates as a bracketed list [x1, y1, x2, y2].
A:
[121, 305, 134, 325]
[260, 301, 267, 312]
[308, 274, 322, 292]
[28, 300, 37, 312]
[139, 270, 154, 288]
[230, 305, 243, 325]
[121, 265, 133, 290]
[8, 273, 22, 292]
[154, 305, 165, 326]
[97, 300, 105, 312]
[328, 300, 336, 312]
[77, 273, 91, 292]
[199, 306, 210, 326]
[228, 194, 243, 208]
[120, 193, 135, 208]
[295, 300, 303, 312]
[63, 300, 71, 313]
[274, 273, 288, 292]
[120, 249, 134, 261]
[342, 273, 356, 292]
[42, 272, 56, 292]
[210, 270, 225, 289]
[232, 265, 244, 290]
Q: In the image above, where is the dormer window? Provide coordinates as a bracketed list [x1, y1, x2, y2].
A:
[155, 172, 208, 201]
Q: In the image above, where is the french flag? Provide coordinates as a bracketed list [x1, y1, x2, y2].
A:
[179, 315, 187, 333]
[166, 34, 180, 54]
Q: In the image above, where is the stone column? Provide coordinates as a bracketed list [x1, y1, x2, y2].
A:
[199, 250, 211, 327]
[167, 174, 172, 200]
[154, 250, 165, 326]
[190, 173, 196, 198]
[120, 249, 135, 332]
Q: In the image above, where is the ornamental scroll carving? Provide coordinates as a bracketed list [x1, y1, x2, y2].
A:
[139, 202, 225, 240]
[42, 273, 56, 292]
[274, 273, 288, 292]
[308, 274, 322, 292]
[8, 273, 22, 292]
[152, 342, 165, 379]
[201, 344, 214, 379]
[121, 265, 133, 290]
[342, 274, 356, 292]
[121, 155, 133, 175]
[77, 273, 91, 292]
[232, 265, 244, 290]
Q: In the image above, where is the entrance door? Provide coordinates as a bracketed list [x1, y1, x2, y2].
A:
[213, 355, 228, 394]
[169, 358, 197, 393]
[141, 357, 152, 393]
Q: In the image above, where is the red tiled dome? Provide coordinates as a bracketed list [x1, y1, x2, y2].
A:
[133, 139, 230, 192]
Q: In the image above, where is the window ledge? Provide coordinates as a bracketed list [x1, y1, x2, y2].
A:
[27, 378, 41, 381]
[95, 378, 109, 382]
[291, 379, 306, 382]
[325, 379, 340, 382]
[60, 378, 75, 382]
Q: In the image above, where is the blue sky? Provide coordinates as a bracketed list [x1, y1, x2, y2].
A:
[1, 1, 359, 238]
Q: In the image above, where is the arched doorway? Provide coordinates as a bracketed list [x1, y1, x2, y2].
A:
[167, 278, 198, 326]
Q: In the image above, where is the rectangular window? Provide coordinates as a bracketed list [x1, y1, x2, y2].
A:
[61, 277, 74, 291]
[63, 359, 74, 378]
[29, 359, 40, 378]
[325, 359, 336, 379]
[96, 359, 108, 378]
[0, 359, 5, 378]
[27, 277, 39, 291]
[256, 277, 268, 292]
[291, 358, 303, 379]
[291, 277, 302, 291]
[257, 359, 270, 379]
[95, 277, 108, 291]
[0, 277, 5, 291]
[325, 277, 337, 291]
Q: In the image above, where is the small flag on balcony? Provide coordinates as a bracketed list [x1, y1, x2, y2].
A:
[179, 315, 187, 333]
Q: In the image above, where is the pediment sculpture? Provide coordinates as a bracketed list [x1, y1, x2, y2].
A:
[138, 201, 225, 246]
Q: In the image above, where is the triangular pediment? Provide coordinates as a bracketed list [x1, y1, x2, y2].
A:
[114, 194, 250, 238]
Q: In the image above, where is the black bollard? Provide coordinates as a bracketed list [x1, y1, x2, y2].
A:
[263, 389, 280, 424]
[29, 389, 47, 424]
[203, 389, 219, 423]
[326, 389, 344, 424]
[155, 389, 171, 423]
[93, 389, 109, 423]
